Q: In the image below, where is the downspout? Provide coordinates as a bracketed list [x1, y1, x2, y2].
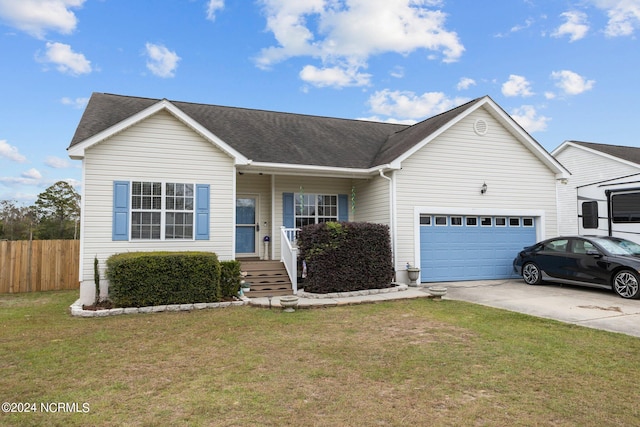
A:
[379, 169, 396, 279]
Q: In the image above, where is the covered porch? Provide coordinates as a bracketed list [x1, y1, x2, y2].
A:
[235, 169, 393, 295]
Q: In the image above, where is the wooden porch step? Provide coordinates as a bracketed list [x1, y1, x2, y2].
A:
[240, 260, 293, 298]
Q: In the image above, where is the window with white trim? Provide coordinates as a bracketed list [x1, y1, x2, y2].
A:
[131, 181, 194, 240]
[294, 193, 337, 227]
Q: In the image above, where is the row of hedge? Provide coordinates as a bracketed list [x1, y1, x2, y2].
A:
[106, 252, 241, 307]
[104, 221, 392, 305]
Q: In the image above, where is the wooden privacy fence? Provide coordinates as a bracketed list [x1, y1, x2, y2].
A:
[0, 240, 80, 294]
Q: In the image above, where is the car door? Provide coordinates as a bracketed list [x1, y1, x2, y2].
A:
[566, 238, 609, 286]
[534, 238, 571, 279]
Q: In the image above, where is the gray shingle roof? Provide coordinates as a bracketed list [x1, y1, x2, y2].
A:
[568, 141, 640, 166]
[69, 92, 483, 169]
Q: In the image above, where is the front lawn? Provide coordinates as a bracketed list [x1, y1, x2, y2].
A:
[1, 290, 639, 426]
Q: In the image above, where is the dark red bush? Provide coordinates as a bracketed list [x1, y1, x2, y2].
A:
[297, 222, 394, 293]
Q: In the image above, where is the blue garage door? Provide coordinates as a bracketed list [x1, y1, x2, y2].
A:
[420, 215, 536, 282]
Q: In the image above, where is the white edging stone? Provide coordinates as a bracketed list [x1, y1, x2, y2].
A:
[298, 283, 407, 299]
[69, 297, 250, 318]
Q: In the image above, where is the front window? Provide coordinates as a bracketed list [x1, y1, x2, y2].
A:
[131, 181, 194, 240]
[295, 193, 337, 227]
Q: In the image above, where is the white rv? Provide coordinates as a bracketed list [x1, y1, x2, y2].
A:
[577, 173, 640, 244]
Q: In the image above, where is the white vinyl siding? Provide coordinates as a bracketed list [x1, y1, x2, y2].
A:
[353, 175, 390, 225]
[555, 145, 640, 235]
[80, 110, 235, 290]
[394, 107, 559, 273]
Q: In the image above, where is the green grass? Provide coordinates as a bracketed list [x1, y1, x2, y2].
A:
[1, 291, 640, 426]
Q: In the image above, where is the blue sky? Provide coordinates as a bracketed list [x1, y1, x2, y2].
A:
[1, 0, 639, 204]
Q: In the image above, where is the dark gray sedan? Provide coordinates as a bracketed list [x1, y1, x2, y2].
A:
[513, 236, 640, 299]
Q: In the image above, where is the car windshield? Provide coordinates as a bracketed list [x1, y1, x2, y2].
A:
[593, 238, 640, 256]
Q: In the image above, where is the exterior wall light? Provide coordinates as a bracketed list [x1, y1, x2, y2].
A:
[481, 182, 487, 195]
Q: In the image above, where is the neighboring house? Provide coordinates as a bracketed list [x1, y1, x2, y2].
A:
[68, 93, 569, 304]
[552, 141, 640, 242]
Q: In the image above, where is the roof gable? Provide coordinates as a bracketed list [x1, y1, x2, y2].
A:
[68, 93, 568, 178]
[553, 140, 640, 169]
[374, 96, 569, 177]
[68, 93, 407, 169]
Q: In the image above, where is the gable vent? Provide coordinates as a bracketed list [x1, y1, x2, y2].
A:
[473, 119, 488, 136]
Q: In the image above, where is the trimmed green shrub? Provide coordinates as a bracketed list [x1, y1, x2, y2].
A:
[106, 251, 222, 307]
[220, 260, 242, 299]
[297, 222, 394, 293]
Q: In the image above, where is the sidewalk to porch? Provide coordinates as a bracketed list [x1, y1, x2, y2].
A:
[248, 284, 435, 308]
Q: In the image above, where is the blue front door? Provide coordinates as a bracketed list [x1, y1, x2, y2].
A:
[236, 197, 257, 255]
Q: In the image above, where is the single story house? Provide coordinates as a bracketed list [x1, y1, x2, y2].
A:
[68, 93, 569, 304]
[552, 141, 640, 242]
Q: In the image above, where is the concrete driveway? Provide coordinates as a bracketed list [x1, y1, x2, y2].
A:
[437, 279, 640, 338]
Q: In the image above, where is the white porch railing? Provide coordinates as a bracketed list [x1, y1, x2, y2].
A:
[280, 226, 300, 294]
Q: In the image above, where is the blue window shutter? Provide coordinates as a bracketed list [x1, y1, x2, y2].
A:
[283, 192, 294, 228]
[338, 194, 349, 221]
[195, 184, 210, 240]
[112, 181, 130, 241]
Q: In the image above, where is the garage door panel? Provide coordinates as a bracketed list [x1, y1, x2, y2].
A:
[420, 215, 536, 282]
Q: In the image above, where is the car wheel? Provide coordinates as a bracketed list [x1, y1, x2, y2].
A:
[522, 262, 541, 285]
[612, 270, 640, 299]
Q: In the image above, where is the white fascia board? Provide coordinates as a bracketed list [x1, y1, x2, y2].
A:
[67, 100, 249, 165]
[550, 140, 573, 156]
[238, 162, 397, 178]
[238, 162, 370, 178]
[554, 141, 640, 171]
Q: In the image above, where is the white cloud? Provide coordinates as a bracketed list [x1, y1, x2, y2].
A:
[22, 168, 42, 179]
[356, 116, 417, 125]
[145, 43, 181, 78]
[256, 0, 464, 88]
[552, 11, 589, 41]
[551, 70, 595, 95]
[206, 0, 224, 21]
[544, 91, 556, 100]
[0, 140, 27, 162]
[495, 18, 534, 38]
[45, 156, 70, 168]
[510, 105, 550, 133]
[0, 0, 84, 39]
[0, 176, 39, 186]
[502, 74, 534, 97]
[390, 66, 404, 79]
[41, 42, 92, 75]
[592, 0, 640, 36]
[367, 89, 469, 121]
[61, 96, 89, 108]
[456, 77, 476, 90]
[299, 64, 371, 87]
